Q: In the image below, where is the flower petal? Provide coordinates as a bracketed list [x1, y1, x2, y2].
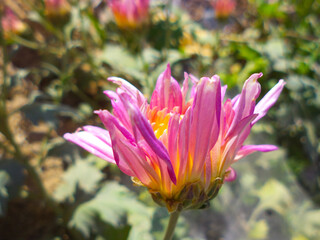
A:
[103, 116, 158, 183]
[233, 73, 262, 121]
[224, 167, 237, 182]
[227, 73, 261, 136]
[150, 64, 183, 113]
[95, 109, 135, 144]
[63, 126, 114, 163]
[234, 144, 278, 161]
[167, 113, 180, 173]
[252, 79, 286, 124]
[103, 90, 132, 130]
[119, 92, 177, 184]
[188, 76, 221, 177]
[177, 106, 192, 180]
[107, 76, 147, 107]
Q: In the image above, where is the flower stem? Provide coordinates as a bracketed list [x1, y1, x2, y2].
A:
[163, 211, 180, 240]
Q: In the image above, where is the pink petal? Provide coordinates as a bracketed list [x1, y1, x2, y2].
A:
[234, 144, 279, 161]
[226, 114, 257, 141]
[107, 76, 146, 107]
[95, 109, 135, 144]
[224, 167, 237, 182]
[103, 90, 132, 130]
[119, 92, 177, 184]
[150, 64, 183, 113]
[227, 73, 262, 135]
[167, 113, 180, 171]
[178, 107, 192, 180]
[104, 117, 158, 183]
[188, 76, 221, 176]
[233, 73, 262, 122]
[63, 127, 114, 163]
[189, 74, 199, 99]
[221, 84, 227, 102]
[181, 72, 189, 111]
[252, 79, 286, 125]
[181, 72, 189, 100]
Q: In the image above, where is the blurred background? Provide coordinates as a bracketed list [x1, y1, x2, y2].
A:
[0, 0, 319, 239]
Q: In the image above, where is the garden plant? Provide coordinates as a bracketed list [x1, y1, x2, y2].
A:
[0, 0, 319, 240]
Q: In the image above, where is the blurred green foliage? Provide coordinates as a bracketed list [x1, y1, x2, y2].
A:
[0, 0, 319, 239]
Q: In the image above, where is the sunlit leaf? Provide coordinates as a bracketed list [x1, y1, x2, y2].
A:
[69, 181, 153, 239]
[254, 179, 293, 214]
[53, 160, 103, 202]
[97, 45, 144, 80]
[249, 220, 269, 239]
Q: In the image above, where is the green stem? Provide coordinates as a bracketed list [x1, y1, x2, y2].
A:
[11, 35, 40, 49]
[163, 211, 180, 240]
[0, 9, 55, 208]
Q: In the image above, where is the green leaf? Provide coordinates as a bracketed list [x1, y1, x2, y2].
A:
[97, 45, 144, 80]
[298, 210, 320, 238]
[257, 2, 286, 19]
[0, 160, 25, 216]
[21, 102, 81, 128]
[254, 179, 293, 214]
[0, 160, 25, 197]
[53, 160, 103, 202]
[46, 137, 79, 163]
[70, 181, 153, 240]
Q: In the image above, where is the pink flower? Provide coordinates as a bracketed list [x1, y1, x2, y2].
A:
[1, 7, 27, 39]
[44, 0, 71, 17]
[108, 0, 149, 29]
[211, 0, 236, 19]
[64, 65, 285, 212]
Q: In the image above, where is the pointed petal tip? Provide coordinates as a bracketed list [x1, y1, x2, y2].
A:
[63, 133, 71, 140]
[212, 74, 220, 80]
[266, 145, 279, 151]
[164, 63, 171, 77]
[251, 72, 263, 81]
[247, 72, 263, 83]
[93, 109, 103, 115]
[107, 76, 122, 82]
[279, 79, 286, 85]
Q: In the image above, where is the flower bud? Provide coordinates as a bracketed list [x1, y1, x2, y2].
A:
[109, 0, 149, 29]
[1, 7, 27, 40]
[44, 0, 71, 25]
[211, 0, 236, 19]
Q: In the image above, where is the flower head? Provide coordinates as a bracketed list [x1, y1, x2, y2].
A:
[1, 7, 27, 39]
[109, 0, 149, 29]
[44, 0, 71, 18]
[211, 0, 236, 19]
[64, 65, 285, 212]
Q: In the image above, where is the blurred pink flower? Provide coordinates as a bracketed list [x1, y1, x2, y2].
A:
[109, 0, 149, 29]
[64, 65, 285, 212]
[211, 0, 236, 19]
[1, 7, 27, 39]
[44, 0, 71, 17]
